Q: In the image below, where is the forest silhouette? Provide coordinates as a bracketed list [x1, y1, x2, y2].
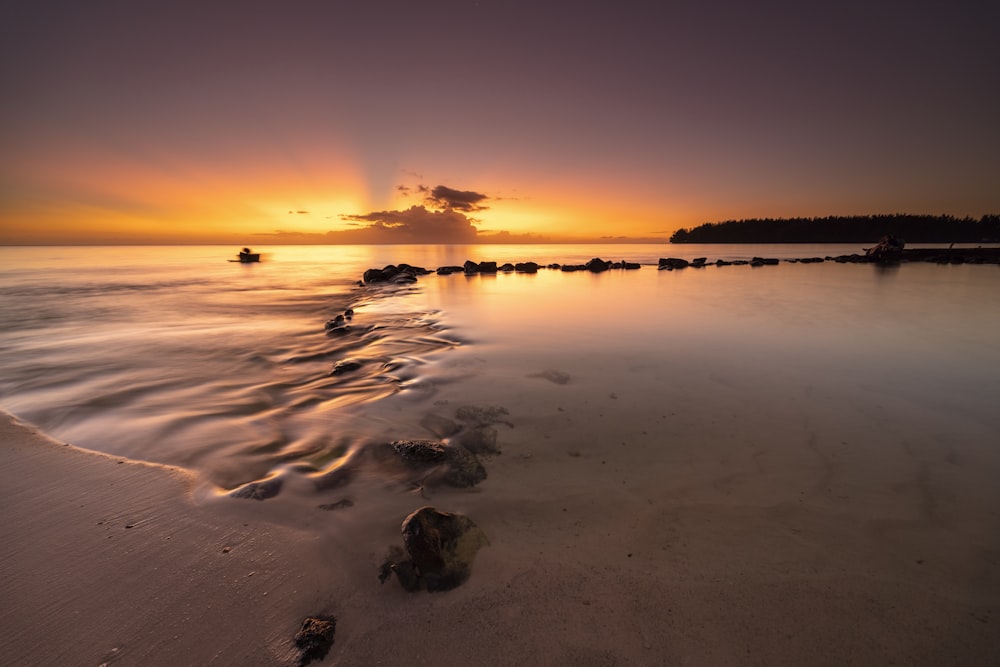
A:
[670, 214, 1000, 244]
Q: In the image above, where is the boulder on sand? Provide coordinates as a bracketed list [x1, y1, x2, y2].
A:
[382, 506, 489, 592]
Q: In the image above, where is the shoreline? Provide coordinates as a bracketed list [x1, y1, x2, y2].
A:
[4, 396, 1000, 665]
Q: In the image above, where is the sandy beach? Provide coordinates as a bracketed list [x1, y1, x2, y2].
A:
[3, 250, 1000, 665]
[4, 372, 999, 666]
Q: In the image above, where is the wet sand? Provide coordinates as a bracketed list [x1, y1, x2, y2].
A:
[3, 368, 999, 666]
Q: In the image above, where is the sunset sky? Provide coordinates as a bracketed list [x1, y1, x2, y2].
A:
[2, 1, 997, 245]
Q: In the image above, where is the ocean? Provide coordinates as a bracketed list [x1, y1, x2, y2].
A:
[1, 243, 999, 499]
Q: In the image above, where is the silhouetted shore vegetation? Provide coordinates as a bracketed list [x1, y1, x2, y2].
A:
[669, 214, 1000, 243]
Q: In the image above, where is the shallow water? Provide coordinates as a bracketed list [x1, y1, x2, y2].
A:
[1, 243, 998, 496]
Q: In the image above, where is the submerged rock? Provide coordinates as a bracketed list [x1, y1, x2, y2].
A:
[389, 507, 489, 592]
[229, 477, 283, 501]
[459, 426, 500, 455]
[331, 358, 363, 375]
[294, 615, 337, 666]
[387, 439, 487, 488]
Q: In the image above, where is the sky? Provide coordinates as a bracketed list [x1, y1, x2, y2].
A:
[1, 1, 998, 245]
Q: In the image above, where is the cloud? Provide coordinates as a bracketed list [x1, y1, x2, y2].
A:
[425, 185, 489, 212]
[337, 205, 479, 243]
[288, 210, 309, 214]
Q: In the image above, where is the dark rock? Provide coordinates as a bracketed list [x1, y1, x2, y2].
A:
[331, 358, 363, 375]
[463, 260, 479, 274]
[499, 263, 515, 272]
[547, 263, 561, 269]
[344, 308, 354, 318]
[716, 259, 732, 266]
[561, 264, 585, 272]
[229, 477, 282, 501]
[864, 235, 905, 263]
[690, 257, 707, 267]
[294, 616, 337, 666]
[515, 262, 540, 273]
[658, 257, 689, 269]
[390, 439, 448, 464]
[400, 507, 489, 592]
[622, 262, 641, 269]
[732, 259, 749, 265]
[459, 426, 499, 455]
[585, 257, 611, 272]
[478, 261, 498, 273]
[437, 265, 464, 275]
[397, 263, 430, 275]
[324, 315, 346, 331]
[388, 439, 487, 487]
[363, 268, 387, 284]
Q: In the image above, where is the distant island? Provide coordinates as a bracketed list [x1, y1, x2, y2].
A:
[670, 214, 1000, 244]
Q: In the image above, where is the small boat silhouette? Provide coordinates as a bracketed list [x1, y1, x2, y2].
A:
[231, 247, 261, 263]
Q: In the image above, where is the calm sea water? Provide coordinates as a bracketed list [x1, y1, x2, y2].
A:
[1, 243, 998, 492]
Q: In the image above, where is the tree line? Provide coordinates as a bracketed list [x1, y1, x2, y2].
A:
[669, 214, 1000, 244]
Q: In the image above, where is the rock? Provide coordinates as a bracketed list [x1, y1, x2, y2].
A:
[515, 262, 539, 273]
[344, 308, 354, 318]
[363, 267, 387, 283]
[864, 234, 905, 263]
[459, 426, 499, 455]
[463, 260, 480, 274]
[622, 262, 641, 269]
[324, 315, 347, 331]
[585, 257, 610, 272]
[392, 273, 417, 284]
[400, 507, 488, 592]
[499, 262, 515, 272]
[390, 439, 448, 464]
[294, 615, 336, 666]
[658, 257, 689, 269]
[331, 358, 363, 375]
[691, 257, 707, 267]
[388, 439, 487, 488]
[437, 265, 464, 275]
[716, 259, 732, 266]
[478, 261, 498, 273]
[229, 477, 282, 501]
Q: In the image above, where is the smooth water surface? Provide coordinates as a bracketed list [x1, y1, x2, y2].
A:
[1, 244, 998, 492]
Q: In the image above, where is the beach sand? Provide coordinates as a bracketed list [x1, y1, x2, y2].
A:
[3, 369, 999, 667]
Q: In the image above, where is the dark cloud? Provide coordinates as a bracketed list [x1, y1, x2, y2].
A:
[338, 205, 478, 243]
[425, 185, 488, 212]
